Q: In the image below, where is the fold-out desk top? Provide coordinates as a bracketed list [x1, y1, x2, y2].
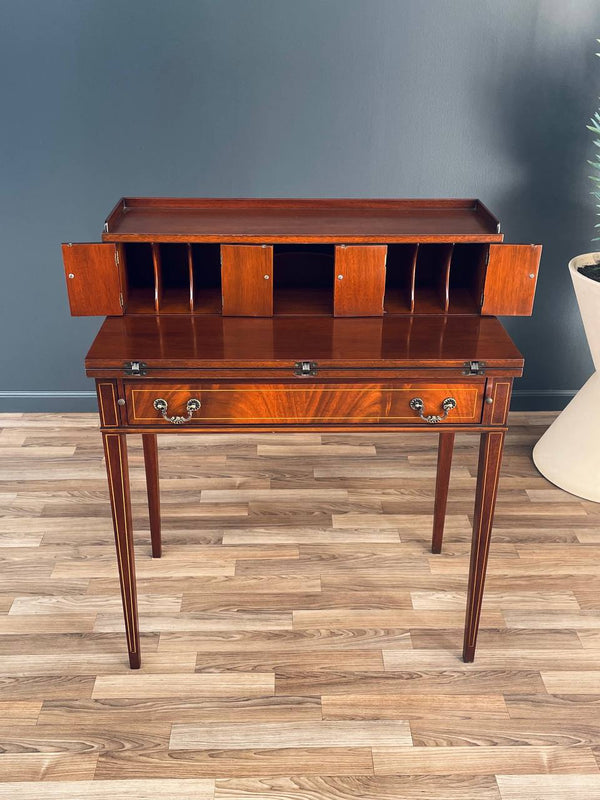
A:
[86, 314, 523, 375]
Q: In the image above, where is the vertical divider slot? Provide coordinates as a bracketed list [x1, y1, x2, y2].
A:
[414, 244, 450, 314]
[439, 244, 453, 313]
[152, 244, 161, 313]
[123, 243, 155, 313]
[448, 244, 487, 314]
[191, 244, 222, 314]
[384, 244, 418, 314]
[187, 244, 194, 312]
[157, 244, 192, 313]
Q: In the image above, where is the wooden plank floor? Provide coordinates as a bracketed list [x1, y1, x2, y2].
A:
[0, 411, 598, 799]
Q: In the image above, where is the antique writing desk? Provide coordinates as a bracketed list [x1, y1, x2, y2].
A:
[62, 198, 541, 668]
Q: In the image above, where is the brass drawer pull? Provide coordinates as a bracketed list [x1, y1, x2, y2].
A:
[153, 398, 201, 424]
[409, 396, 457, 424]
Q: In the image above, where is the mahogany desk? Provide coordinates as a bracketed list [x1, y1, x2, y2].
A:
[62, 198, 541, 668]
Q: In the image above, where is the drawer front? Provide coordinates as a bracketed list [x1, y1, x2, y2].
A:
[124, 382, 484, 426]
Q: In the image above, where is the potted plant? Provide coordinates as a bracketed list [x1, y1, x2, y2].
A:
[532, 50, 600, 501]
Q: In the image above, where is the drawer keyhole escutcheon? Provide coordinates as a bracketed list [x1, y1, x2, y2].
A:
[409, 396, 457, 424]
[153, 398, 201, 425]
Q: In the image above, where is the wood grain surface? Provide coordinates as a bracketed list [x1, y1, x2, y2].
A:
[0, 411, 598, 799]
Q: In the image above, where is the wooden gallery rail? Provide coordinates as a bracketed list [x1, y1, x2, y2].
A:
[62, 197, 541, 668]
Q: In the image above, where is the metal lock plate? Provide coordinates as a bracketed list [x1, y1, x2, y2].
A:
[463, 360, 486, 376]
[294, 361, 318, 377]
[123, 361, 148, 376]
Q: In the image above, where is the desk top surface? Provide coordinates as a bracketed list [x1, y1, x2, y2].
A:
[86, 315, 523, 372]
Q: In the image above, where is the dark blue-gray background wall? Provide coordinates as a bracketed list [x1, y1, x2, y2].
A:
[1, 0, 599, 410]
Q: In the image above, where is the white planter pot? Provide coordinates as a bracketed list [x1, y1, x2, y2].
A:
[532, 252, 600, 502]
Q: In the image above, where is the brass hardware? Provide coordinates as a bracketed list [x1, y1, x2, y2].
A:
[68, 273, 75, 279]
[485, 397, 493, 405]
[463, 360, 486, 376]
[294, 360, 318, 377]
[153, 398, 201, 425]
[117, 398, 126, 407]
[123, 361, 147, 376]
[409, 397, 457, 424]
[337, 274, 343, 280]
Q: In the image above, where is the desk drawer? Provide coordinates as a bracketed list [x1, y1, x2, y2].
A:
[124, 382, 484, 426]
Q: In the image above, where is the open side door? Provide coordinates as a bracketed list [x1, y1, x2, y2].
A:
[62, 243, 123, 316]
[481, 244, 541, 316]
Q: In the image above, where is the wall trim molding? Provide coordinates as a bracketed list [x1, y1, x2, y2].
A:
[0, 388, 579, 413]
[512, 389, 577, 397]
[0, 391, 96, 398]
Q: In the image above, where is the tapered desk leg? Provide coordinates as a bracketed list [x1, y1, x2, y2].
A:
[432, 432, 455, 554]
[102, 433, 141, 669]
[142, 434, 161, 558]
[463, 430, 505, 663]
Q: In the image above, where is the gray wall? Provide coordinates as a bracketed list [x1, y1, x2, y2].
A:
[1, 0, 599, 411]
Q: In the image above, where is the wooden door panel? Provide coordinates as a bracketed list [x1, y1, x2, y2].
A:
[482, 244, 541, 316]
[62, 243, 122, 316]
[334, 245, 387, 316]
[221, 245, 273, 316]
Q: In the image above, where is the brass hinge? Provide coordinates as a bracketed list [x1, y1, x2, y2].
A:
[119, 292, 124, 308]
[123, 361, 147, 376]
[114, 248, 119, 266]
[485, 247, 490, 266]
[463, 360, 486, 376]
[294, 360, 318, 377]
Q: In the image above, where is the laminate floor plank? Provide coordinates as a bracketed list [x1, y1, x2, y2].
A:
[157, 628, 412, 653]
[181, 590, 412, 613]
[410, 627, 582, 650]
[0, 779, 215, 799]
[0, 754, 98, 783]
[94, 747, 375, 779]
[409, 718, 600, 747]
[0, 632, 160, 655]
[321, 692, 509, 720]
[541, 671, 600, 693]
[496, 774, 600, 799]
[275, 669, 546, 696]
[383, 648, 600, 670]
[214, 775, 501, 800]
[170, 720, 411, 749]
[92, 673, 275, 699]
[0, 700, 42, 725]
[194, 649, 384, 673]
[94, 611, 293, 633]
[372, 745, 599, 774]
[38, 696, 322, 726]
